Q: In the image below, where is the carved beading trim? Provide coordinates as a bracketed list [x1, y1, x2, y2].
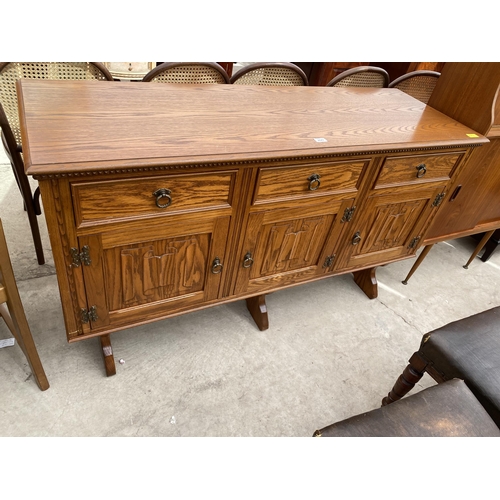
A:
[31, 144, 479, 179]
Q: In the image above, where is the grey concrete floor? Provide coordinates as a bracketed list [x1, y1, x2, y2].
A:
[1, 145, 500, 438]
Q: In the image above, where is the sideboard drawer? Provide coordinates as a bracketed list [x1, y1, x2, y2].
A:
[253, 160, 368, 204]
[374, 152, 463, 189]
[72, 171, 235, 226]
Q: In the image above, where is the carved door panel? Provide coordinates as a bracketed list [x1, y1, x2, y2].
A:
[234, 198, 355, 295]
[339, 186, 446, 270]
[77, 213, 231, 331]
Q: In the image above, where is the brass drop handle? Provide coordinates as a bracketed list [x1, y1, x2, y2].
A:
[352, 231, 361, 245]
[153, 188, 172, 208]
[242, 252, 254, 268]
[415, 164, 427, 178]
[308, 173, 321, 191]
[211, 257, 223, 274]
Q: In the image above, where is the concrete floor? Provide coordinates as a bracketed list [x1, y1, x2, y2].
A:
[1, 141, 500, 437]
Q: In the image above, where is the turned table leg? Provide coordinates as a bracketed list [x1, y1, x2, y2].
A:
[99, 334, 116, 377]
[464, 229, 495, 269]
[382, 352, 428, 406]
[402, 244, 434, 285]
[353, 267, 378, 299]
[246, 294, 269, 331]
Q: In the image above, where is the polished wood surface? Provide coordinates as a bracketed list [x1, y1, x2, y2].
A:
[17, 79, 487, 375]
[18, 80, 485, 175]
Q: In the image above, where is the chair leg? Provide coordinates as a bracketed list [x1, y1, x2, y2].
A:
[382, 352, 428, 406]
[8, 159, 45, 265]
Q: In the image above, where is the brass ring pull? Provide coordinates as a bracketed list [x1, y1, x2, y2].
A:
[352, 231, 361, 245]
[211, 257, 223, 274]
[153, 188, 172, 208]
[308, 173, 321, 191]
[243, 252, 254, 268]
[416, 164, 427, 178]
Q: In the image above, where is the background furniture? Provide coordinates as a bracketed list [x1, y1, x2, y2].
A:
[142, 62, 230, 84]
[314, 379, 499, 437]
[401, 63, 500, 283]
[104, 62, 156, 81]
[230, 62, 308, 86]
[326, 66, 389, 88]
[388, 70, 440, 104]
[0, 62, 114, 265]
[382, 305, 500, 427]
[17, 80, 485, 376]
[0, 218, 49, 391]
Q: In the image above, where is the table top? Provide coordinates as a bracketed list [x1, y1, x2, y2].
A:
[17, 80, 488, 175]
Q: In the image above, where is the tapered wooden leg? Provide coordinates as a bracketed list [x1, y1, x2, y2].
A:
[402, 244, 434, 285]
[464, 230, 495, 269]
[382, 352, 428, 406]
[99, 334, 116, 377]
[353, 267, 378, 299]
[246, 294, 269, 331]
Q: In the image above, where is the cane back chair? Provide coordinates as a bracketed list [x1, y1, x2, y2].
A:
[0, 62, 114, 265]
[326, 66, 389, 88]
[230, 62, 308, 86]
[142, 62, 230, 84]
[388, 70, 441, 104]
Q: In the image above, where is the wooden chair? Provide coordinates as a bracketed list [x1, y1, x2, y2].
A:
[389, 70, 441, 104]
[230, 62, 308, 86]
[142, 62, 230, 84]
[0, 218, 49, 390]
[382, 306, 500, 427]
[326, 66, 389, 88]
[0, 62, 114, 265]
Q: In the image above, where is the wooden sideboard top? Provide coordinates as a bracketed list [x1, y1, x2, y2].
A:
[18, 80, 488, 175]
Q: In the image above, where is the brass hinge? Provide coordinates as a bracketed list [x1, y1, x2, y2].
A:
[323, 254, 336, 268]
[432, 193, 446, 207]
[408, 236, 421, 250]
[81, 305, 98, 324]
[341, 206, 356, 223]
[71, 245, 91, 267]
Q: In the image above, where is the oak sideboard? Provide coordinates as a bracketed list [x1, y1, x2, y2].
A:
[18, 79, 486, 375]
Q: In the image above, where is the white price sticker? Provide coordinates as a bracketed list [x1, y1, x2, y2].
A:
[314, 138, 327, 143]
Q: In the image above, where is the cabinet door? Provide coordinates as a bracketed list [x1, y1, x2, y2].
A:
[76, 212, 231, 332]
[339, 185, 446, 270]
[234, 198, 355, 295]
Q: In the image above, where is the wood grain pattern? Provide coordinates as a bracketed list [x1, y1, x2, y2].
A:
[72, 171, 235, 226]
[17, 80, 487, 175]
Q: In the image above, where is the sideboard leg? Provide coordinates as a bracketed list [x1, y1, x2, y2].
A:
[246, 294, 269, 331]
[402, 244, 434, 284]
[353, 267, 378, 299]
[99, 334, 116, 377]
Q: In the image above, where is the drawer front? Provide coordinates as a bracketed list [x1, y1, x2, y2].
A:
[72, 171, 234, 226]
[375, 152, 463, 189]
[254, 161, 367, 204]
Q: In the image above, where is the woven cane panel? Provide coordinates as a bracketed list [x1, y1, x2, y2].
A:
[332, 72, 386, 88]
[232, 67, 305, 86]
[0, 63, 109, 148]
[394, 76, 439, 104]
[151, 65, 227, 84]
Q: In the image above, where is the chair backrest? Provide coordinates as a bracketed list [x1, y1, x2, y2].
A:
[0, 62, 113, 150]
[142, 62, 230, 84]
[388, 70, 441, 104]
[326, 66, 389, 88]
[230, 62, 308, 86]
